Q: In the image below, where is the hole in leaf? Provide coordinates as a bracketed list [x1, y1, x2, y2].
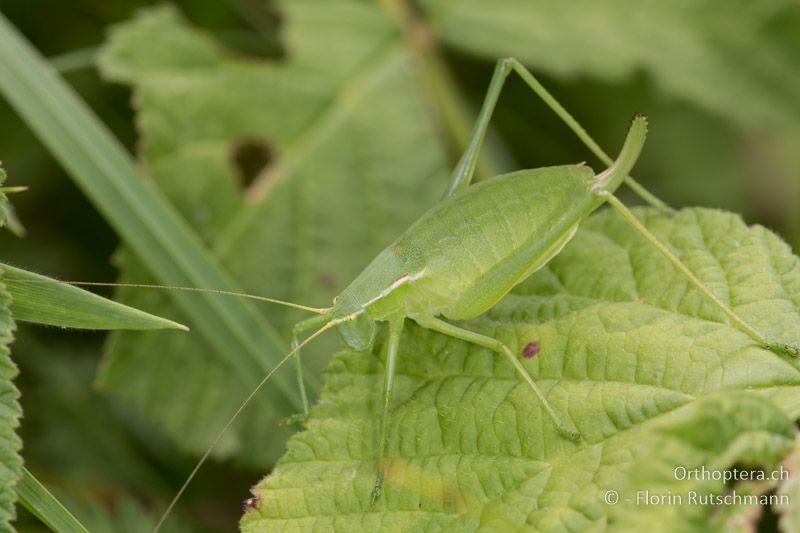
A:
[229, 138, 275, 190]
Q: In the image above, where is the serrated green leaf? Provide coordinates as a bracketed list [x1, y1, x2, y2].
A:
[241, 207, 800, 531]
[95, 2, 448, 463]
[0, 165, 8, 230]
[0, 266, 21, 530]
[1, 264, 187, 331]
[610, 394, 793, 531]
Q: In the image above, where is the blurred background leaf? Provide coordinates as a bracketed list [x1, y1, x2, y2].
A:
[95, 1, 447, 468]
[0, 0, 798, 531]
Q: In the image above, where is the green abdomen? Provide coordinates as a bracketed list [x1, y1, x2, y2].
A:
[398, 165, 598, 320]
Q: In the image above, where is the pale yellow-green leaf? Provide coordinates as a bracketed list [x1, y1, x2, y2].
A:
[242, 208, 800, 531]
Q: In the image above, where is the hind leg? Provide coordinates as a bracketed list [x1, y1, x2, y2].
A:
[446, 57, 667, 210]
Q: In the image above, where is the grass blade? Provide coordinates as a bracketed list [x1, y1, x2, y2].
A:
[17, 468, 89, 533]
[0, 14, 306, 410]
[1, 264, 187, 331]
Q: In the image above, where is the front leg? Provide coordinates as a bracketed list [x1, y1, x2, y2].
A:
[283, 314, 330, 426]
[371, 317, 405, 505]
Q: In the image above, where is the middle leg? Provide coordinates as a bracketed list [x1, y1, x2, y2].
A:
[417, 315, 580, 442]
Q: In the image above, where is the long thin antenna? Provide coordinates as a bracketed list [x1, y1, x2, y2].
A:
[4, 278, 330, 315]
[152, 319, 336, 532]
